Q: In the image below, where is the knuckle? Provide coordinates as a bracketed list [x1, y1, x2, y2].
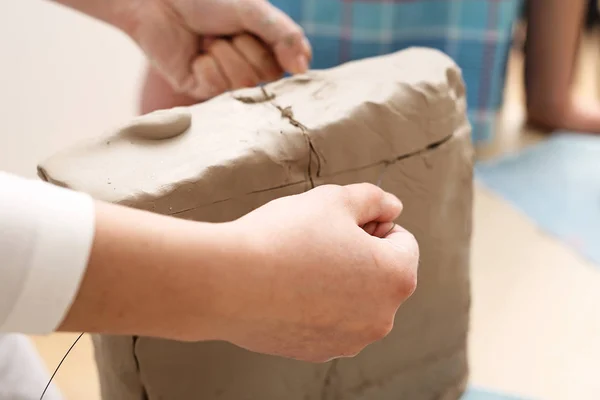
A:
[353, 183, 383, 205]
[397, 267, 418, 299]
[404, 233, 420, 269]
[342, 347, 362, 359]
[307, 354, 331, 364]
[369, 320, 394, 341]
[336, 185, 355, 206]
[349, 350, 361, 358]
[405, 231, 419, 254]
[366, 183, 385, 202]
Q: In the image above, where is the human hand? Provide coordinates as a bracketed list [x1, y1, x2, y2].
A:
[139, 33, 286, 113]
[58, 184, 416, 363]
[214, 184, 419, 362]
[123, 0, 311, 102]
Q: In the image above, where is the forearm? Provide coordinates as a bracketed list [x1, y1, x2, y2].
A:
[0, 172, 247, 340]
[525, 0, 586, 121]
[59, 201, 240, 341]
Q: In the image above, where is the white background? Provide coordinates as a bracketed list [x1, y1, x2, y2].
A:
[0, 0, 145, 178]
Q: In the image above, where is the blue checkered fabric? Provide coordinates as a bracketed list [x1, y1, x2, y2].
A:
[271, 0, 523, 144]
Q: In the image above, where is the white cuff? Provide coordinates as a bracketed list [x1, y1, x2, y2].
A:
[0, 172, 95, 333]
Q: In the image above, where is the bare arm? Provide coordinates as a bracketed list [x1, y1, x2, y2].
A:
[0, 171, 416, 362]
[58, 201, 238, 340]
[525, 0, 600, 133]
[59, 184, 418, 362]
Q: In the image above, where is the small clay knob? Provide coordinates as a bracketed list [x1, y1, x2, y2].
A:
[121, 107, 192, 140]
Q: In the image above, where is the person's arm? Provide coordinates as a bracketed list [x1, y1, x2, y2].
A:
[0, 172, 418, 362]
[525, 0, 600, 133]
[58, 197, 242, 340]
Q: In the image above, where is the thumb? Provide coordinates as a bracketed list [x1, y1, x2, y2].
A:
[234, 0, 312, 74]
[377, 224, 420, 297]
[382, 225, 420, 262]
[339, 183, 403, 227]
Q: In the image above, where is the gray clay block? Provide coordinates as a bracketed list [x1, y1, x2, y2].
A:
[39, 47, 474, 400]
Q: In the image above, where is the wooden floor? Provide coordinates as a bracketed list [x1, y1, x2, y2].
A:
[29, 31, 600, 400]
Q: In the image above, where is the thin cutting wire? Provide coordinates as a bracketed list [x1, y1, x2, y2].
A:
[40, 332, 84, 400]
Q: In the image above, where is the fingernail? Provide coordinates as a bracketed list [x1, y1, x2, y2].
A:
[302, 37, 313, 59]
[294, 55, 308, 74]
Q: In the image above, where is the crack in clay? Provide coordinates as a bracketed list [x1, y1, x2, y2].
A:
[320, 337, 464, 400]
[169, 181, 300, 216]
[233, 87, 323, 189]
[167, 132, 454, 217]
[232, 87, 276, 104]
[346, 338, 467, 397]
[131, 336, 149, 400]
[320, 359, 339, 400]
[272, 102, 322, 189]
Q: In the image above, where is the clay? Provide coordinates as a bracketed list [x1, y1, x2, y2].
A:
[39, 47, 474, 400]
[120, 107, 191, 140]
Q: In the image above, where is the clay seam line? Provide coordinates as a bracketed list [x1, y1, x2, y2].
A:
[167, 132, 455, 217]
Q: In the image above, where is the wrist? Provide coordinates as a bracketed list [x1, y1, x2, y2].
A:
[165, 219, 255, 342]
[185, 220, 264, 343]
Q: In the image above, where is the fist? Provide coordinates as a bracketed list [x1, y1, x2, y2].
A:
[125, 0, 311, 107]
[218, 184, 419, 362]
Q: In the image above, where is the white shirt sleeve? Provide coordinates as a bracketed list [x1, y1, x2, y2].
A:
[0, 171, 95, 334]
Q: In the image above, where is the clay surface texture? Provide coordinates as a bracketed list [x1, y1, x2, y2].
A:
[39, 48, 474, 400]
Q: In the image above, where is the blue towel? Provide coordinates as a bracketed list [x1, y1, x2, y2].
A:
[476, 133, 600, 266]
[270, 0, 523, 143]
[463, 387, 531, 399]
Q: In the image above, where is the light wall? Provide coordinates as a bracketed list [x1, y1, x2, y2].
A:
[0, 0, 145, 178]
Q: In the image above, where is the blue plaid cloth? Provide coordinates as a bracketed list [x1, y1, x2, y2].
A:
[271, 0, 523, 144]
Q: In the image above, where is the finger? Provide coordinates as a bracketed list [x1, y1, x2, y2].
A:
[235, 0, 312, 74]
[139, 65, 198, 115]
[362, 221, 379, 236]
[362, 221, 396, 238]
[188, 54, 230, 99]
[373, 222, 397, 238]
[376, 225, 419, 299]
[382, 225, 420, 268]
[340, 183, 403, 227]
[209, 39, 261, 89]
[232, 34, 284, 82]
